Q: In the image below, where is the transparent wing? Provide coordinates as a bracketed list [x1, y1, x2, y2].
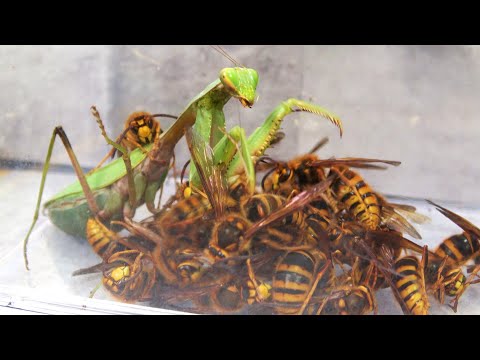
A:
[381, 206, 422, 240]
[185, 127, 228, 219]
[310, 157, 401, 170]
[427, 200, 480, 239]
[244, 178, 333, 239]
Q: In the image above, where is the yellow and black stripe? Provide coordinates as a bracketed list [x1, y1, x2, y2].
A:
[102, 250, 156, 302]
[393, 256, 429, 315]
[241, 194, 308, 230]
[241, 194, 284, 221]
[156, 195, 211, 238]
[162, 195, 211, 224]
[175, 249, 206, 284]
[273, 251, 316, 314]
[306, 199, 333, 233]
[331, 167, 381, 230]
[425, 259, 467, 299]
[292, 154, 326, 187]
[209, 214, 251, 259]
[241, 279, 272, 305]
[124, 111, 162, 146]
[435, 233, 480, 265]
[261, 154, 327, 195]
[273, 251, 331, 315]
[86, 217, 124, 258]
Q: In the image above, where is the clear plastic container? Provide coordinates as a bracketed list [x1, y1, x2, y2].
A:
[2, 45, 480, 314]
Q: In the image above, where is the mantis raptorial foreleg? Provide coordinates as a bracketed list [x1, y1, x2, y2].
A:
[91, 106, 137, 212]
[228, 98, 342, 178]
[188, 125, 256, 195]
[216, 126, 255, 194]
[190, 98, 343, 190]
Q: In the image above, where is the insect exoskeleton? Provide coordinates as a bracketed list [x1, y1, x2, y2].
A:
[102, 250, 157, 302]
[424, 200, 480, 310]
[86, 217, 126, 259]
[259, 137, 330, 195]
[239, 193, 316, 252]
[392, 255, 430, 315]
[305, 198, 335, 238]
[24, 44, 345, 278]
[207, 214, 252, 260]
[207, 278, 273, 314]
[241, 278, 272, 306]
[193, 283, 244, 314]
[272, 250, 333, 315]
[350, 256, 390, 290]
[146, 194, 213, 246]
[240, 193, 307, 228]
[122, 111, 163, 149]
[261, 153, 327, 196]
[330, 166, 381, 230]
[156, 194, 211, 230]
[317, 285, 376, 315]
[208, 284, 245, 313]
[425, 258, 467, 301]
[187, 257, 272, 314]
[172, 248, 212, 285]
[434, 232, 480, 266]
[90, 111, 174, 173]
[329, 166, 423, 240]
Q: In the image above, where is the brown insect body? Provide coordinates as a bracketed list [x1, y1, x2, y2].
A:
[102, 250, 157, 302]
[262, 153, 327, 196]
[317, 285, 376, 315]
[122, 111, 162, 149]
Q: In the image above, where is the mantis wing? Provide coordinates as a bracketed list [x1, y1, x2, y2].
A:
[185, 127, 228, 219]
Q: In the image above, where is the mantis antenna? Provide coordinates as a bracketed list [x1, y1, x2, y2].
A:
[210, 45, 247, 128]
[210, 45, 245, 68]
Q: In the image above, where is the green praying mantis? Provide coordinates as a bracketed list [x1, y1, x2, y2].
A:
[22, 46, 344, 271]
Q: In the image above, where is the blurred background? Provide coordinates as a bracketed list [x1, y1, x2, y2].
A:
[1, 45, 479, 204]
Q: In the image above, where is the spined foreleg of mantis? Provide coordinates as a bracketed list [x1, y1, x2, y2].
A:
[190, 98, 343, 189]
[90, 106, 138, 212]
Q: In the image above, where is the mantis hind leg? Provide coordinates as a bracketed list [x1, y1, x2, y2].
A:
[23, 126, 101, 270]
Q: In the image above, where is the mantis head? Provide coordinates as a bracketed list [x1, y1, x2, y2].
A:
[219, 67, 258, 108]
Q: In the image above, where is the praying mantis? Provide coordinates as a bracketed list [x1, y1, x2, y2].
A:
[22, 46, 344, 271]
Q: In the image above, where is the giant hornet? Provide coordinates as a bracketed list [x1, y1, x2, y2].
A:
[73, 247, 158, 303]
[90, 111, 177, 172]
[424, 200, 480, 312]
[272, 249, 333, 315]
[312, 257, 377, 315]
[258, 138, 426, 240]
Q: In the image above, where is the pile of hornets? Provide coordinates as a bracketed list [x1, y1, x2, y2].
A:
[23, 48, 480, 315]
